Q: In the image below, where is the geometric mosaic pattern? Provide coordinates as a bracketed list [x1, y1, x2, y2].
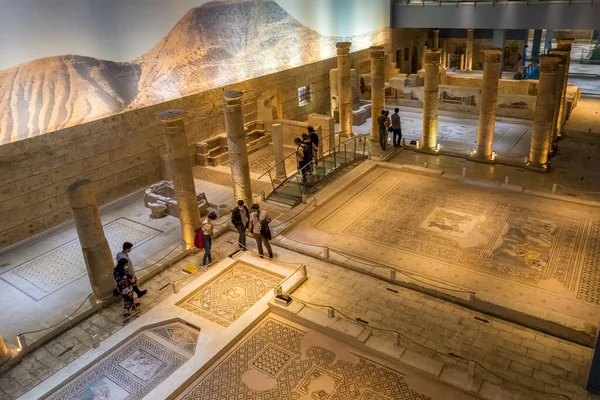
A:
[0, 218, 161, 300]
[177, 263, 282, 327]
[179, 318, 432, 400]
[150, 322, 200, 355]
[319, 173, 600, 305]
[250, 345, 295, 377]
[47, 322, 199, 400]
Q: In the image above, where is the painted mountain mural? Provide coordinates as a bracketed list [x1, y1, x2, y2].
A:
[0, 0, 387, 145]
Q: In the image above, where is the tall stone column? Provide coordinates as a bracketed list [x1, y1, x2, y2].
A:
[67, 179, 115, 301]
[370, 46, 386, 142]
[529, 55, 561, 169]
[420, 45, 428, 70]
[548, 49, 567, 151]
[532, 29, 543, 62]
[336, 42, 353, 137]
[465, 29, 474, 71]
[272, 123, 286, 182]
[555, 38, 574, 138]
[441, 40, 447, 68]
[476, 49, 502, 160]
[422, 49, 441, 150]
[159, 109, 202, 250]
[432, 30, 440, 49]
[223, 91, 253, 206]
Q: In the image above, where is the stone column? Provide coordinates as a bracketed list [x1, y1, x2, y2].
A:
[555, 38, 574, 138]
[272, 123, 286, 182]
[422, 49, 441, 150]
[67, 179, 115, 301]
[159, 109, 202, 250]
[548, 49, 567, 151]
[476, 49, 502, 160]
[545, 29, 554, 53]
[420, 45, 428, 70]
[529, 55, 561, 169]
[465, 28, 474, 71]
[223, 91, 253, 206]
[370, 46, 386, 142]
[441, 40, 447, 68]
[336, 42, 353, 137]
[432, 30, 440, 49]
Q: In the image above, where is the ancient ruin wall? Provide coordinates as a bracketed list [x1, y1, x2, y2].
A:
[0, 47, 377, 248]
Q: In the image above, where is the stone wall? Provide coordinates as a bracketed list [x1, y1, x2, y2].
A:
[444, 75, 538, 96]
[0, 47, 378, 249]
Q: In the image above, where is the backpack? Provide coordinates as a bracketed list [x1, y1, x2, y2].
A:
[309, 132, 319, 148]
[194, 229, 205, 249]
[302, 142, 313, 162]
[260, 219, 272, 240]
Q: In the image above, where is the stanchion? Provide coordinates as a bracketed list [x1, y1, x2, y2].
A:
[16, 334, 27, 351]
[328, 307, 335, 319]
[394, 331, 400, 347]
[172, 282, 179, 294]
[390, 269, 397, 281]
[504, 176, 509, 184]
[468, 360, 476, 378]
[424, 162, 428, 168]
[323, 247, 330, 259]
[462, 167, 467, 177]
[552, 183, 557, 194]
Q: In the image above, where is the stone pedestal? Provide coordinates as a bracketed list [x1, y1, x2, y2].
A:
[272, 123, 286, 182]
[159, 109, 202, 250]
[0, 335, 11, 365]
[476, 49, 502, 160]
[529, 55, 561, 169]
[67, 179, 115, 301]
[370, 46, 386, 142]
[548, 49, 568, 152]
[336, 42, 353, 137]
[466, 29, 474, 71]
[555, 38, 575, 138]
[422, 49, 441, 150]
[223, 91, 253, 206]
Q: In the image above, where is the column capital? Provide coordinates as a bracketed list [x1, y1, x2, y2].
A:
[556, 38, 575, 50]
[548, 49, 568, 64]
[539, 54, 561, 74]
[424, 49, 442, 65]
[482, 48, 502, 64]
[336, 42, 352, 56]
[432, 29, 440, 34]
[223, 90, 243, 112]
[467, 28, 474, 33]
[158, 109, 186, 123]
[369, 46, 385, 59]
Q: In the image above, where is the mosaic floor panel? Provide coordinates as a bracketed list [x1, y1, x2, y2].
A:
[178, 317, 441, 400]
[0, 218, 161, 300]
[177, 263, 282, 327]
[47, 321, 199, 400]
[289, 166, 600, 325]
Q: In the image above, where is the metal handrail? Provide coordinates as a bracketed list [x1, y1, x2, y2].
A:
[257, 151, 297, 180]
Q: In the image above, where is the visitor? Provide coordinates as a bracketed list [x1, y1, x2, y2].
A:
[249, 203, 273, 258]
[116, 242, 147, 298]
[377, 110, 387, 151]
[295, 137, 309, 183]
[391, 108, 402, 148]
[231, 200, 249, 250]
[201, 212, 218, 266]
[113, 258, 139, 317]
[308, 126, 319, 166]
[301, 133, 315, 173]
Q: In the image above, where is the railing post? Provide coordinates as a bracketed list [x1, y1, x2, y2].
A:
[268, 170, 275, 190]
[344, 143, 347, 164]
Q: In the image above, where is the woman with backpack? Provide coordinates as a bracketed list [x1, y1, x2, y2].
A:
[249, 203, 273, 259]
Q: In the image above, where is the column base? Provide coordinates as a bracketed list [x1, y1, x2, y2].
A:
[466, 155, 495, 164]
[525, 162, 550, 173]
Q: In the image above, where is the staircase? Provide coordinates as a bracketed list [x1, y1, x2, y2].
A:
[262, 137, 368, 207]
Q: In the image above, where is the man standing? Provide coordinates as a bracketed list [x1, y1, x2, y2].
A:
[295, 137, 308, 183]
[116, 242, 147, 298]
[231, 200, 249, 250]
[377, 110, 387, 151]
[249, 203, 273, 259]
[391, 108, 403, 148]
[308, 126, 319, 167]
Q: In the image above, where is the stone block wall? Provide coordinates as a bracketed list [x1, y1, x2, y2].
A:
[0, 47, 376, 249]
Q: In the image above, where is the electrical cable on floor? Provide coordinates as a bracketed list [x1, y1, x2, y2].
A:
[287, 295, 572, 400]
[18, 294, 94, 336]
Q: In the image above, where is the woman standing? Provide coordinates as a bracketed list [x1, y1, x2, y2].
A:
[249, 203, 273, 259]
[201, 212, 218, 266]
[113, 258, 139, 317]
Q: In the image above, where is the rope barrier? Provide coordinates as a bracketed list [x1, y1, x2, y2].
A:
[555, 183, 600, 194]
[18, 294, 94, 336]
[286, 295, 572, 400]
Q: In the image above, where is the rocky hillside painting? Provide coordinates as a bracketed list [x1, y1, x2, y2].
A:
[0, 0, 387, 145]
